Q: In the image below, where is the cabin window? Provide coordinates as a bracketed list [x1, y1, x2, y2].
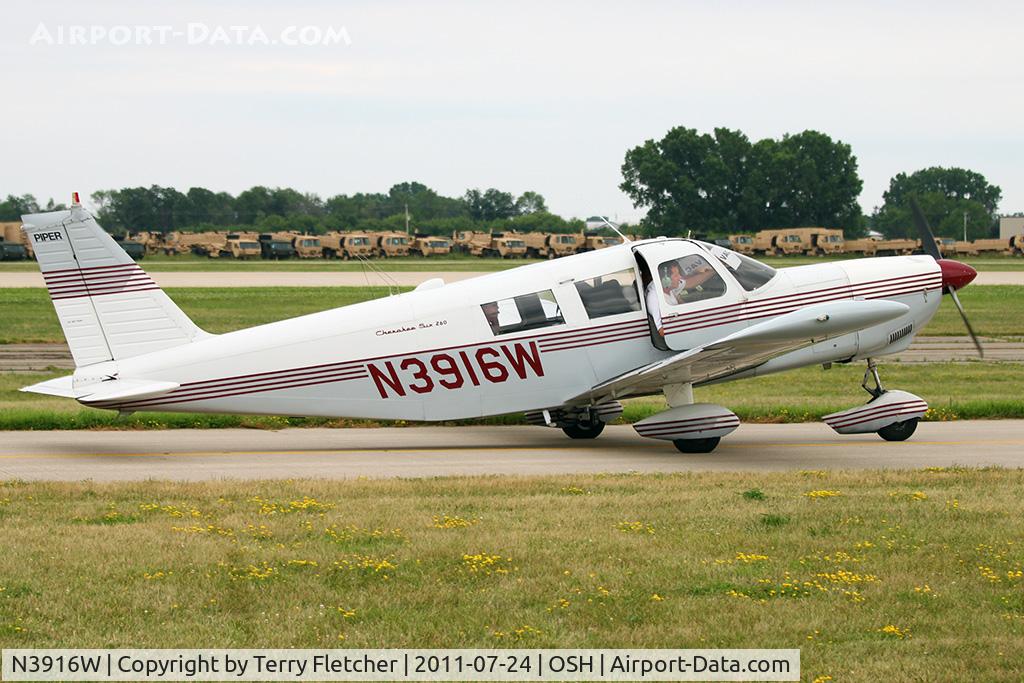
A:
[656, 255, 727, 305]
[575, 269, 641, 319]
[705, 243, 777, 291]
[481, 290, 563, 335]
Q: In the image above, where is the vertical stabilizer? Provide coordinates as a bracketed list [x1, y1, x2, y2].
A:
[21, 199, 209, 367]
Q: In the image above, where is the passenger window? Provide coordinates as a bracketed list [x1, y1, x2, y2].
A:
[481, 290, 564, 335]
[575, 269, 641, 319]
[656, 255, 727, 305]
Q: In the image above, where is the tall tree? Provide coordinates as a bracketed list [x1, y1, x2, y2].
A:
[464, 188, 517, 221]
[620, 127, 753, 235]
[515, 191, 548, 215]
[0, 194, 40, 221]
[621, 127, 863, 235]
[873, 167, 1002, 239]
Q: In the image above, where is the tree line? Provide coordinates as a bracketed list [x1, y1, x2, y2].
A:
[620, 126, 1004, 240]
[1, 126, 1005, 240]
[0, 184, 583, 237]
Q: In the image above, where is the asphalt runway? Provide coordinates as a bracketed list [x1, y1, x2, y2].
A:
[1, 422, 1021, 481]
[0, 271, 1021, 287]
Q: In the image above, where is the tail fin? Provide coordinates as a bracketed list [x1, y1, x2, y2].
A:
[21, 199, 209, 367]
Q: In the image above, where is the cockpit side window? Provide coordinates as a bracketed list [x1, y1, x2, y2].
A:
[656, 255, 727, 305]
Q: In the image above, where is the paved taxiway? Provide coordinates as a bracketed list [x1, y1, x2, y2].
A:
[1, 422, 1021, 481]
[0, 271, 1022, 288]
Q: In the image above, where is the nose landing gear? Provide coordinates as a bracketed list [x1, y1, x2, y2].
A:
[823, 359, 928, 441]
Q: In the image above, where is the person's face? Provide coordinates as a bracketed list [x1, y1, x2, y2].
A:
[669, 264, 683, 286]
[482, 303, 498, 321]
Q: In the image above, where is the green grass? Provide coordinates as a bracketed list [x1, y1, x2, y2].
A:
[1, 252, 1022, 271]
[1, 472, 1022, 681]
[0, 287, 409, 343]
[3, 362, 1021, 430]
[0, 285, 1021, 344]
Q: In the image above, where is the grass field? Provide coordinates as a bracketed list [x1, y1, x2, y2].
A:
[0, 472, 1022, 681]
[0, 285, 1021, 345]
[3, 362, 1021, 430]
[1, 253, 1023, 271]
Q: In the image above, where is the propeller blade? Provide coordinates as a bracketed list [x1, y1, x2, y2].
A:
[949, 288, 984, 358]
[909, 197, 943, 260]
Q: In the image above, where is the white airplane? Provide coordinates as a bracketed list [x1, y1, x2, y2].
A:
[20, 195, 980, 453]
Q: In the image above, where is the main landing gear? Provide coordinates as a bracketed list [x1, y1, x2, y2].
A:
[524, 403, 621, 440]
[562, 420, 605, 440]
[822, 359, 928, 442]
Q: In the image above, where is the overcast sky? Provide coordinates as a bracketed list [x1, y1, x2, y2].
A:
[2, 1, 1021, 222]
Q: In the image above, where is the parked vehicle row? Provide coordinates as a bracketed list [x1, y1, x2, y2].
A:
[1, 220, 1022, 262]
[724, 227, 1024, 258]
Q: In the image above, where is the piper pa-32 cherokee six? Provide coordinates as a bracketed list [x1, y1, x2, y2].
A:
[21, 195, 981, 453]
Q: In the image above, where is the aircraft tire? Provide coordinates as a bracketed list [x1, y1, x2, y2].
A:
[672, 437, 721, 453]
[877, 418, 918, 442]
[562, 422, 605, 439]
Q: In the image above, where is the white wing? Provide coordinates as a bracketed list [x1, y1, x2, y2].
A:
[569, 299, 909, 404]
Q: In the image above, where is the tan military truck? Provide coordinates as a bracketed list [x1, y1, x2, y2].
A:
[1011, 234, 1024, 256]
[220, 232, 261, 259]
[971, 237, 1008, 254]
[844, 238, 880, 256]
[168, 231, 230, 257]
[2, 222, 32, 259]
[320, 232, 376, 259]
[410, 234, 452, 257]
[452, 230, 492, 255]
[754, 229, 804, 255]
[727, 234, 755, 254]
[952, 240, 978, 257]
[129, 231, 168, 255]
[754, 228, 845, 256]
[1, 222, 29, 260]
[809, 228, 845, 255]
[869, 238, 916, 255]
[578, 231, 620, 253]
[480, 233, 525, 258]
[521, 232, 582, 259]
[375, 232, 411, 258]
[290, 234, 322, 259]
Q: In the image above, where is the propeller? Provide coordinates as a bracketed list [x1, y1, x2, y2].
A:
[908, 197, 983, 357]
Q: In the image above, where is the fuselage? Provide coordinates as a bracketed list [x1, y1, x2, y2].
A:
[84, 239, 943, 420]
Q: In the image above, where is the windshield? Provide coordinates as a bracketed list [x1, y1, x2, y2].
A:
[240, 242, 258, 249]
[701, 242, 777, 292]
[429, 241, 449, 248]
[351, 237, 369, 245]
[506, 240, 525, 248]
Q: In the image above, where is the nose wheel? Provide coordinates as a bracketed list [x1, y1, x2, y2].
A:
[823, 359, 929, 442]
[877, 418, 919, 442]
[562, 421, 605, 439]
[673, 437, 721, 453]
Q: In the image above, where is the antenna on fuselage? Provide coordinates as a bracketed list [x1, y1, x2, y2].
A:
[353, 253, 399, 297]
[594, 216, 631, 243]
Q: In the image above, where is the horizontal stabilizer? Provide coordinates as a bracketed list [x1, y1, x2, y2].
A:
[20, 375, 76, 398]
[75, 379, 180, 404]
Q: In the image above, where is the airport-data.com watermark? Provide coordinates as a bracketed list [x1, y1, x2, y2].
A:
[29, 23, 351, 47]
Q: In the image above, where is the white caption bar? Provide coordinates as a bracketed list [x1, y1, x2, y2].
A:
[2, 649, 799, 681]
